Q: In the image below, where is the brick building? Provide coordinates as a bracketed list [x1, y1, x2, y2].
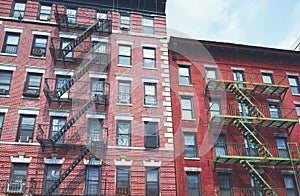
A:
[169, 36, 300, 196]
[0, 0, 176, 195]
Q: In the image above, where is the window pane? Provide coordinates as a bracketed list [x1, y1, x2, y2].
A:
[7, 35, 20, 45]
[119, 46, 131, 56]
[145, 85, 155, 95]
[184, 134, 195, 145]
[118, 122, 130, 134]
[181, 98, 192, 110]
[143, 48, 155, 58]
[206, 69, 217, 79]
[143, 18, 154, 26]
[179, 67, 190, 76]
[288, 77, 297, 86]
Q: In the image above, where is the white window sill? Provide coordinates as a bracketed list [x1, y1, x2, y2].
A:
[117, 64, 132, 68]
[29, 55, 46, 60]
[22, 96, 40, 100]
[0, 53, 17, 57]
[0, 95, 9, 98]
[179, 84, 193, 87]
[181, 118, 196, 121]
[292, 93, 300, 96]
[184, 157, 200, 160]
[116, 103, 133, 107]
[143, 67, 157, 70]
[144, 105, 159, 108]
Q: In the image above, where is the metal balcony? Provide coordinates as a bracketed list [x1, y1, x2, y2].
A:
[5, 179, 26, 194]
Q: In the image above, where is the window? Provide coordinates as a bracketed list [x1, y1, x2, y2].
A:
[209, 99, 221, 118]
[39, 4, 51, 21]
[17, 115, 36, 143]
[262, 73, 274, 84]
[146, 168, 159, 196]
[269, 102, 281, 118]
[276, 138, 289, 158]
[2, 33, 20, 54]
[50, 117, 66, 144]
[184, 133, 197, 158]
[181, 96, 194, 120]
[250, 176, 263, 196]
[55, 75, 71, 99]
[144, 83, 157, 106]
[60, 39, 73, 59]
[31, 36, 48, 57]
[66, 7, 77, 24]
[0, 113, 4, 138]
[11, 1, 26, 19]
[144, 122, 159, 148]
[120, 15, 130, 30]
[244, 137, 257, 156]
[10, 164, 28, 183]
[186, 172, 201, 196]
[116, 168, 130, 195]
[96, 12, 109, 31]
[88, 119, 103, 144]
[92, 42, 108, 65]
[284, 175, 298, 196]
[142, 17, 154, 34]
[205, 68, 217, 80]
[118, 45, 131, 65]
[218, 173, 233, 196]
[295, 105, 300, 122]
[23, 73, 42, 97]
[117, 121, 131, 147]
[118, 81, 131, 104]
[43, 165, 61, 195]
[178, 66, 191, 85]
[91, 79, 104, 103]
[233, 70, 245, 88]
[288, 76, 300, 95]
[143, 48, 156, 68]
[0, 71, 13, 95]
[238, 101, 249, 117]
[215, 135, 227, 156]
[85, 166, 100, 195]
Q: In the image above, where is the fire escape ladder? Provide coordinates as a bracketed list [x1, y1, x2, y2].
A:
[287, 142, 300, 194]
[50, 96, 98, 144]
[227, 83, 265, 118]
[54, 57, 95, 99]
[240, 160, 277, 196]
[61, 20, 100, 59]
[234, 120, 273, 158]
[45, 147, 90, 195]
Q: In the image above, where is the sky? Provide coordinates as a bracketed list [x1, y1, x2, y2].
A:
[166, 0, 300, 50]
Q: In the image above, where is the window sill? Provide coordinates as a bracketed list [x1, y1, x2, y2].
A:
[292, 93, 300, 96]
[179, 84, 193, 87]
[0, 53, 17, 57]
[117, 64, 132, 68]
[184, 157, 200, 161]
[143, 105, 159, 108]
[0, 95, 9, 98]
[22, 96, 40, 100]
[181, 118, 196, 121]
[29, 55, 46, 60]
[143, 67, 157, 70]
[116, 103, 133, 107]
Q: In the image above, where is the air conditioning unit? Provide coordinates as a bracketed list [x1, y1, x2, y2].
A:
[32, 47, 44, 56]
[6, 181, 26, 194]
[120, 24, 130, 30]
[18, 136, 31, 143]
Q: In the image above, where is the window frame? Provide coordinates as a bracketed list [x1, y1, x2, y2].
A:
[0, 113, 4, 139]
[116, 168, 130, 195]
[38, 3, 52, 21]
[146, 168, 160, 196]
[295, 104, 300, 122]
[144, 83, 157, 106]
[233, 70, 245, 88]
[183, 132, 198, 158]
[118, 45, 131, 66]
[11, 1, 26, 19]
[60, 38, 73, 59]
[215, 134, 227, 156]
[268, 102, 281, 118]
[143, 47, 156, 68]
[142, 17, 154, 35]
[55, 75, 71, 99]
[2, 32, 20, 54]
[209, 98, 221, 118]
[10, 163, 28, 183]
[178, 65, 191, 85]
[262, 73, 274, 84]
[65, 7, 77, 24]
[144, 122, 159, 148]
[288, 76, 300, 95]
[50, 116, 66, 144]
[284, 175, 298, 196]
[218, 173, 233, 196]
[181, 96, 194, 120]
[205, 67, 218, 81]
[87, 118, 103, 144]
[276, 138, 289, 158]
[120, 14, 131, 30]
[17, 115, 36, 143]
[186, 172, 201, 196]
[31, 35, 48, 57]
[43, 164, 61, 195]
[23, 72, 42, 97]
[118, 80, 131, 104]
[90, 78, 105, 103]
[85, 165, 101, 195]
[0, 70, 13, 95]
[116, 120, 131, 147]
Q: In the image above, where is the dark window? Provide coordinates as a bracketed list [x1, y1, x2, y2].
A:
[250, 176, 264, 196]
[238, 101, 249, 117]
[60, 39, 73, 59]
[178, 66, 191, 85]
[87, 118, 103, 144]
[233, 70, 245, 88]
[269, 102, 281, 118]
[23, 73, 42, 97]
[118, 45, 131, 65]
[186, 172, 201, 196]
[11, 1, 26, 19]
[2, 33, 20, 54]
[55, 75, 71, 99]
[91, 79, 105, 103]
[144, 122, 159, 148]
[17, 115, 36, 143]
[284, 175, 298, 196]
[39, 4, 51, 21]
[215, 134, 227, 156]
[11, 164, 28, 182]
[184, 133, 197, 158]
[116, 168, 130, 195]
[85, 165, 100, 195]
[144, 83, 157, 106]
[92, 42, 108, 65]
[50, 117, 66, 144]
[0, 113, 4, 138]
[142, 17, 154, 34]
[181, 96, 194, 120]
[120, 15, 130, 30]
[118, 81, 131, 104]
[146, 168, 159, 196]
[143, 48, 156, 68]
[66, 7, 77, 24]
[43, 165, 61, 195]
[288, 76, 300, 95]
[117, 120, 131, 147]
[0, 70, 13, 95]
[96, 12, 109, 31]
[205, 68, 217, 80]
[276, 138, 289, 158]
[218, 173, 233, 196]
[31, 36, 48, 57]
[244, 137, 258, 156]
